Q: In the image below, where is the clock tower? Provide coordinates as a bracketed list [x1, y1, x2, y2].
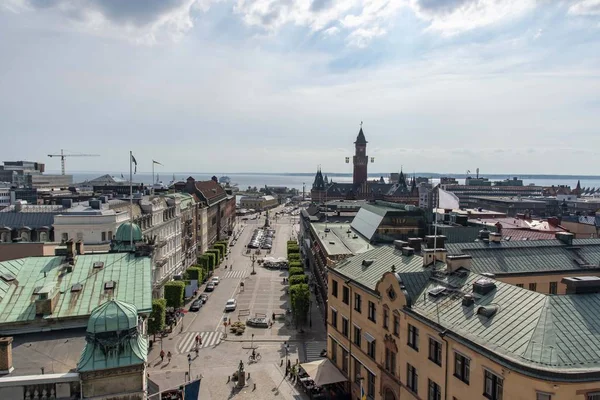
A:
[353, 123, 368, 186]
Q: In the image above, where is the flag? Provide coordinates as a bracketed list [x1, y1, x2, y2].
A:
[153, 160, 163, 166]
[438, 188, 460, 210]
[360, 380, 366, 400]
[184, 379, 201, 400]
[131, 153, 137, 174]
[121, 173, 124, 179]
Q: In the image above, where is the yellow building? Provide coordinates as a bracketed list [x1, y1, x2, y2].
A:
[327, 243, 600, 400]
[239, 195, 278, 211]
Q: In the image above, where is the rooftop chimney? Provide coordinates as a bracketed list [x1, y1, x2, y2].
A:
[66, 239, 75, 262]
[35, 285, 59, 316]
[489, 232, 502, 243]
[393, 240, 408, 250]
[0, 337, 14, 375]
[89, 199, 101, 210]
[446, 254, 472, 273]
[425, 235, 446, 249]
[562, 276, 600, 294]
[75, 240, 85, 255]
[408, 238, 422, 252]
[401, 247, 415, 257]
[422, 248, 447, 267]
[14, 200, 26, 212]
[556, 232, 574, 246]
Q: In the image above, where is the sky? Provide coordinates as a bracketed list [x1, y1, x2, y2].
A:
[0, 0, 599, 175]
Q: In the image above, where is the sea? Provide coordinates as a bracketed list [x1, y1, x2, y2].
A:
[68, 172, 600, 192]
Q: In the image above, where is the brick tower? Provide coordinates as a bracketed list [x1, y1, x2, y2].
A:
[353, 124, 368, 186]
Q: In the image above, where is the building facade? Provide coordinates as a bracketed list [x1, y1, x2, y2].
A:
[239, 195, 279, 211]
[327, 244, 600, 400]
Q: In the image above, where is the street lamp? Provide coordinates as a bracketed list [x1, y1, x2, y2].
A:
[187, 354, 192, 381]
[251, 254, 256, 275]
[284, 341, 290, 372]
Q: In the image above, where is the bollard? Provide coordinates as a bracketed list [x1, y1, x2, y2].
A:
[227, 376, 230, 383]
[248, 373, 250, 380]
[253, 383, 256, 391]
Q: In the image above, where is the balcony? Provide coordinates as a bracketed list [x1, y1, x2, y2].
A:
[156, 257, 168, 267]
[157, 239, 167, 248]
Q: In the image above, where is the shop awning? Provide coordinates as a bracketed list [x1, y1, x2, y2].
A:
[300, 359, 348, 386]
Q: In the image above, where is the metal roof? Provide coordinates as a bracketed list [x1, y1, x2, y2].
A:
[333, 245, 425, 291]
[0, 253, 152, 333]
[411, 271, 600, 375]
[311, 222, 371, 257]
[445, 239, 600, 275]
[0, 205, 64, 229]
[351, 207, 384, 241]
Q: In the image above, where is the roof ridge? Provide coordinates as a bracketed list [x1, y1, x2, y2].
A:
[522, 297, 557, 366]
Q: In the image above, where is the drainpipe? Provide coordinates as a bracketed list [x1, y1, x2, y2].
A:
[439, 329, 449, 400]
[346, 280, 353, 395]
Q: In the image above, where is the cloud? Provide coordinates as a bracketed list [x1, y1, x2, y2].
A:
[4, 0, 204, 43]
[408, 0, 537, 36]
[534, 28, 543, 39]
[568, 0, 600, 16]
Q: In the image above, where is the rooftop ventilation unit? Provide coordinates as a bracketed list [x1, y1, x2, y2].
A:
[93, 261, 104, 269]
[71, 283, 83, 292]
[401, 247, 415, 256]
[462, 294, 475, 307]
[104, 280, 116, 290]
[329, 241, 335, 245]
[472, 278, 496, 296]
[362, 259, 375, 267]
[477, 305, 498, 318]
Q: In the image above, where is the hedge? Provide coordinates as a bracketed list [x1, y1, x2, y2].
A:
[288, 267, 304, 277]
[289, 274, 307, 286]
[164, 281, 186, 308]
[287, 240, 297, 245]
[206, 249, 221, 265]
[199, 252, 216, 271]
[288, 253, 301, 261]
[213, 243, 226, 259]
[289, 261, 303, 270]
[287, 246, 300, 255]
[215, 240, 228, 254]
[185, 266, 204, 283]
[148, 298, 166, 335]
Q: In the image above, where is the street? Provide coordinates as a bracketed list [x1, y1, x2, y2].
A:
[148, 205, 327, 399]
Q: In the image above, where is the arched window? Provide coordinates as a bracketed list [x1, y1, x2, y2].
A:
[20, 231, 29, 241]
[0, 232, 8, 243]
[39, 232, 48, 242]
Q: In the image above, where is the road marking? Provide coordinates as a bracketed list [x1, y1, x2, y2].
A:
[225, 270, 246, 279]
[177, 331, 223, 354]
[303, 340, 327, 362]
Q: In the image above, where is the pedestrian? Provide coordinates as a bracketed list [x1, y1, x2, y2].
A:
[167, 351, 172, 363]
[195, 334, 200, 345]
[160, 350, 165, 362]
[195, 346, 199, 356]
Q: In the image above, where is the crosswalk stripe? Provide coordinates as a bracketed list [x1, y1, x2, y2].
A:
[177, 331, 223, 354]
[225, 270, 246, 279]
[303, 340, 327, 362]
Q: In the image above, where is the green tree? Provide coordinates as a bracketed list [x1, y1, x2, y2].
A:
[287, 246, 300, 256]
[148, 298, 166, 336]
[164, 281, 186, 308]
[289, 267, 304, 277]
[290, 283, 310, 330]
[185, 266, 204, 282]
[288, 274, 307, 286]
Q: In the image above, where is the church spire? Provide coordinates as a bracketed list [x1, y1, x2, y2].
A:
[355, 121, 367, 145]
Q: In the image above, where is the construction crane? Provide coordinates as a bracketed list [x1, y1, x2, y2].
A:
[48, 149, 100, 175]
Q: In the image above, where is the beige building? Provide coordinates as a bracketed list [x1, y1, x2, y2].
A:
[239, 195, 278, 211]
[328, 243, 600, 400]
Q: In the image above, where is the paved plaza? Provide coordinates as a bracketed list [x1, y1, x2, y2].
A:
[147, 206, 327, 399]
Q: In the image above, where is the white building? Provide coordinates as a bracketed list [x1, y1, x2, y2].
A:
[0, 185, 10, 210]
[418, 182, 433, 209]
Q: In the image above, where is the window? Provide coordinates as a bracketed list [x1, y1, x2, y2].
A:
[429, 338, 442, 365]
[428, 379, 441, 400]
[342, 317, 349, 337]
[549, 282, 558, 295]
[354, 358, 362, 383]
[343, 286, 350, 304]
[332, 280, 338, 297]
[383, 308, 389, 330]
[342, 349, 349, 374]
[108, 231, 113, 240]
[454, 352, 470, 384]
[536, 393, 551, 400]
[393, 314, 400, 336]
[211, 216, 216, 225]
[484, 370, 503, 400]
[354, 293, 362, 312]
[330, 338, 337, 363]
[331, 309, 338, 329]
[367, 340, 376, 359]
[529, 282, 537, 291]
[101, 232, 106, 242]
[408, 324, 419, 351]
[516, 283, 524, 288]
[407, 363, 418, 393]
[587, 393, 600, 400]
[354, 326, 362, 347]
[384, 348, 396, 375]
[367, 371, 375, 398]
[368, 301, 376, 322]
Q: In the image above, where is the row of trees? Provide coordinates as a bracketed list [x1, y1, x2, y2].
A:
[148, 240, 230, 335]
[287, 240, 310, 329]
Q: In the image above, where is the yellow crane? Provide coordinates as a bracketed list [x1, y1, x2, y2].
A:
[48, 149, 100, 175]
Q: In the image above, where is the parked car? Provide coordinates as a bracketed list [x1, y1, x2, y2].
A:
[205, 282, 215, 292]
[212, 277, 220, 285]
[199, 294, 209, 303]
[225, 298, 237, 312]
[190, 300, 202, 311]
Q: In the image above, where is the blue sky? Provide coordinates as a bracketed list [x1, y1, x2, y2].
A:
[0, 0, 599, 175]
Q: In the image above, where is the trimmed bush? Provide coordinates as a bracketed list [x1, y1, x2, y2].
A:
[288, 253, 301, 261]
[206, 249, 220, 265]
[287, 240, 297, 246]
[148, 298, 166, 335]
[289, 261, 303, 270]
[185, 266, 203, 282]
[214, 243, 226, 259]
[289, 267, 304, 277]
[164, 281, 186, 308]
[289, 274, 307, 286]
[287, 246, 300, 255]
[215, 240, 228, 253]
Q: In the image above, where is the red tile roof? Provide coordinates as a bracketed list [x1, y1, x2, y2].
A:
[499, 229, 559, 241]
[194, 180, 226, 203]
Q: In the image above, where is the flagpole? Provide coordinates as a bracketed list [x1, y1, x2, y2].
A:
[130, 150, 133, 249]
[152, 160, 154, 196]
[433, 184, 438, 268]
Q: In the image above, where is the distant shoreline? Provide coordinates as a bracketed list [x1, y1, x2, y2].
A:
[61, 171, 600, 180]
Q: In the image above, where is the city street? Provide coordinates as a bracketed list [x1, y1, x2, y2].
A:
[148, 205, 327, 399]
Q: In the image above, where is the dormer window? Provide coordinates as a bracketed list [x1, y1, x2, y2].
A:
[104, 280, 116, 290]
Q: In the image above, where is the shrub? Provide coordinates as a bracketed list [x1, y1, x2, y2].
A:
[185, 266, 203, 281]
[288, 267, 304, 277]
[215, 240, 228, 253]
[289, 274, 307, 286]
[289, 261, 303, 270]
[148, 298, 166, 335]
[287, 240, 297, 246]
[206, 249, 220, 266]
[290, 283, 310, 328]
[287, 246, 300, 255]
[164, 281, 186, 308]
[214, 243, 226, 259]
[288, 253, 301, 261]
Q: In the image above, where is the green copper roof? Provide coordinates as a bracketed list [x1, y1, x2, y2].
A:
[165, 192, 195, 210]
[77, 335, 148, 372]
[87, 300, 138, 333]
[115, 222, 143, 243]
[0, 253, 152, 332]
